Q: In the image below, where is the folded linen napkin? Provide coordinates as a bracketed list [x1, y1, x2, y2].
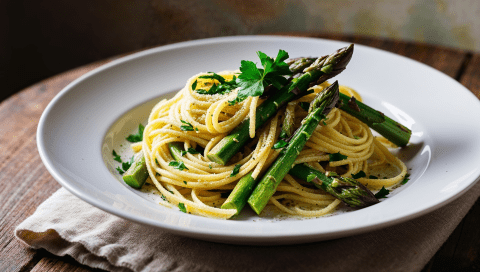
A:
[16, 182, 480, 272]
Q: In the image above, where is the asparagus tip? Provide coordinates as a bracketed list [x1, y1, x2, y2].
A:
[322, 176, 379, 208]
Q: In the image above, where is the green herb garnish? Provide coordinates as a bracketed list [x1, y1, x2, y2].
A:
[230, 164, 242, 177]
[180, 120, 194, 131]
[195, 73, 237, 95]
[169, 161, 189, 171]
[126, 124, 145, 143]
[116, 167, 124, 175]
[374, 186, 390, 199]
[178, 203, 187, 213]
[401, 173, 411, 184]
[227, 50, 292, 105]
[112, 150, 122, 163]
[351, 171, 367, 179]
[329, 152, 348, 162]
[121, 156, 134, 172]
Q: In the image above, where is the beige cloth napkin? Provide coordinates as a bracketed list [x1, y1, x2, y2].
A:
[15, 181, 480, 272]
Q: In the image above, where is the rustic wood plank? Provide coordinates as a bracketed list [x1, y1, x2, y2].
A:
[422, 51, 480, 272]
[0, 63, 109, 272]
[30, 251, 103, 272]
[460, 54, 480, 99]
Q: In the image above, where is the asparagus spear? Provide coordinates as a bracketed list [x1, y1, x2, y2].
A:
[289, 164, 379, 208]
[337, 93, 411, 147]
[207, 45, 354, 165]
[168, 142, 185, 161]
[248, 81, 341, 214]
[122, 152, 148, 189]
[221, 172, 256, 214]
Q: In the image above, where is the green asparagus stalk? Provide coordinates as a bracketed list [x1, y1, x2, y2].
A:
[207, 44, 354, 165]
[285, 57, 316, 76]
[168, 142, 185, 161]
[122, 152, 148, 189]
[289, 164, 379, 208]
[168, 142, 255, 214]
[337, 93, 411, 147]
[248, 81, 341, 214]
[221, 172, 256, 214]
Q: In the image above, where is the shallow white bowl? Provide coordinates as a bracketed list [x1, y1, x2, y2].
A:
[37, 36, 480, 245]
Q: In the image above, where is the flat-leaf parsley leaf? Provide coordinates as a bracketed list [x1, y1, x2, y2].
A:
[231, 49, 292, 104]
[169, 161, 189, 171]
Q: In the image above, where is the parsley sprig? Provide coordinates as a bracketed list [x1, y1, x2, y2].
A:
[192, 50, 292, 105]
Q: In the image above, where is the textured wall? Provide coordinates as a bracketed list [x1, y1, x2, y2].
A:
[1, 0, 478, 100]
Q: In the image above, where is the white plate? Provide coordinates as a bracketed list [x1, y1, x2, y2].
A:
[37, 36, 480, 245]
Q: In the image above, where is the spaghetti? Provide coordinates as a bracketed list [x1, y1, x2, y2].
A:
[138, 71, 407, 219]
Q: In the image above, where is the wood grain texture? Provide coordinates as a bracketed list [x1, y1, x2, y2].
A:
[0, 34, 478, 272]
[0, 63, 109, 272]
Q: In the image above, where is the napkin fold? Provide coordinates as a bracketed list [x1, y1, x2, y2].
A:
[16, 182, 480, 272]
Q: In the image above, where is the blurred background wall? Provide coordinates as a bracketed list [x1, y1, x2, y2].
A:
[1, 0, 478, 101]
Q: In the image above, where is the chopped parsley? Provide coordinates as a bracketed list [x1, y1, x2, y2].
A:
[112, 150, 134, 174]
[178, 203, 187, 213]
[230, 164, 242, 177]
[121, 156, 134, 172]
[126, 124, 145, 143]
[169, 161, 189, 171]
[195, 73, 238, 95]
[272, 139, 288, 149]
[112, 150, 122, 163]
[329, 152, 348, 162]
[351, 171, 367, 179]
[401, 173, 411, 184]
[116, 167, 125, 175]
[180, 120, 194, 131]
[374, 186, 390, 199]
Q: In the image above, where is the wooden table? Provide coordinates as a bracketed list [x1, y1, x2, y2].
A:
[1, 34, 479, 272]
